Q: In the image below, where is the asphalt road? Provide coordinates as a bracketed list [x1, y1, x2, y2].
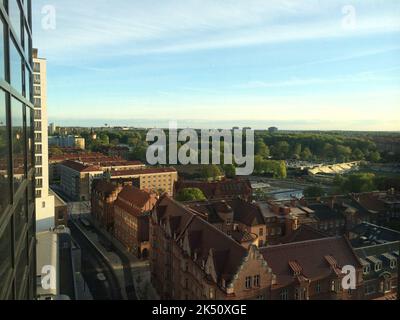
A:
[69, 221, 123, 300]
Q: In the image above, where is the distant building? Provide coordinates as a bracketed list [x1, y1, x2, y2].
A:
[114, 186, 157, 258]
[49, 123, 57, 135]
[49, 135, 86, 150]
[59, 160, 103, 201]
[33, 49, 55, 232]
[110, 167, 178, 196]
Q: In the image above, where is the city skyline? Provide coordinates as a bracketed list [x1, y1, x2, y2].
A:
[32, 0, 400, 131]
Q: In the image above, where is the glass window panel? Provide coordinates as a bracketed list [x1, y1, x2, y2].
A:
[9, 0, 22, 43]
[26, 106, 33, 170]
[0, 17, 4, 80]
[0, 222, 12, 288]
[12, 97, 25, 192]
[16, 234, 28, 294]
[10, 38, 23, 94]
[15, 195, 27, 241]
[25, 66, 31, 100]
[0, 90, 9, 215]
[24, 26, 30, 58]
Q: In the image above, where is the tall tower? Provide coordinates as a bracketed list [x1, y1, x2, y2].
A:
[33, 48, 54, 232]
[0, 0, 36, 299]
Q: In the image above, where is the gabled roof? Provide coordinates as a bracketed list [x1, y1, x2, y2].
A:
[114, 186, 156, 217]
[186, 198, 265, 227]
[260, 237, 362, 288]
[277, 224, 329, 244]
[154, 196, 249, 284]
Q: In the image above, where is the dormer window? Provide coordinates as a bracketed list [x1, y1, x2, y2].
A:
[363, 265, 371, 275]
[390, 259, 397, 269]
[374, 262, 382, 272]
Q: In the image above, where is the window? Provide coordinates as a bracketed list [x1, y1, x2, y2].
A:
[245, 276, 252, 289]
[0, 17, 5, 79]
[374, 262, 382, 272]
[0, 90, 10, 213]
[253, 275, 260, 287]
[9, 0, 22, 43]
[316, 281, 321, 294]
[209, 288, 215, 300]
[10, 37, 23, 94]
[280, 289, 289, 300]
[363, 265, 371, 275]
[25, 66, 31, 100]
[26, 106, 33, 170]
[259, 228, 264, 236]
[390, 260, 397, 269]
[0, 222, 12, 286]
[12, 97, 25, 192]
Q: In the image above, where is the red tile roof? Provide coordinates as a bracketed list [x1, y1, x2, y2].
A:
[111, 167, 177, 177]
[115, 186, 156, 217]
[260, 237, 362, 288]
[60, 160, 102, 173]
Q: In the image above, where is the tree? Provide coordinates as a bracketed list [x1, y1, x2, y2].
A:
[201, 165, 223, 181]
[300, 147, 312, 160]
[304, 186, 326, 198]
[291, 143, 302, 159]
[222, 164, 236, 179]
[273, 141, 290, 159]
[176, 188, 207, 202]
[368, 151, 381, 163]
[334, 173, 376, 194]
[353, 148, 365, 161]
[255, 139, 270, 159]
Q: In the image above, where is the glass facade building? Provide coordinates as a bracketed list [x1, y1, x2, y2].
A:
[0, 0, 35, 300]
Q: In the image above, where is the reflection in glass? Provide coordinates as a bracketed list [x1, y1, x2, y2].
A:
[0, 18, 4, 80]
[9, 0, 22, 43]
[0, 90, 9, 215]
[10, 38, 23, 94]
[26, 106, 33, 170]
[12, 97, 25, 192]
[0, 222, 12, 287]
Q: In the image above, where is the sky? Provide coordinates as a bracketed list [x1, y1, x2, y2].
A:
[32, 0, 400, 131]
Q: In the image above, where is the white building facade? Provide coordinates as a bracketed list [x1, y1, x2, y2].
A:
[33, 49, 55, 232]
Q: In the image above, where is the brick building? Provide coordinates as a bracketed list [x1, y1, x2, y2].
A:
[110, 167, 178, 196]
[150, 195, 365, 300]
[114, 186, 158, 258]
[91, 180, 123, 231]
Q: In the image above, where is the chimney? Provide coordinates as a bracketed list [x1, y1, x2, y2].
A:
[271, 204, 280, 214]
[328, 196, 336, 209]
[290, 199, 296, 207]
[299, 197, 307, 206]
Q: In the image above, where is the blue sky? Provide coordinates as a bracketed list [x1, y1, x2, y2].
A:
[32, 0, 400, 130]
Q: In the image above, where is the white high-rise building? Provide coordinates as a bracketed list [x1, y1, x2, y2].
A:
[33, 49, 55, 232]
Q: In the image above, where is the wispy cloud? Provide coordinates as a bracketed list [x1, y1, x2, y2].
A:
[33, 0, 400, 62]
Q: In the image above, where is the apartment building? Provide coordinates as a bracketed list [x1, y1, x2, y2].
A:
[114, 186, 157, 258]
[110, 167, 178, 196]
[150, 196, 365, 300]
[59, 160, 103, 201]
[0, 0, 36, 299]
[33, 48, 55, 232]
